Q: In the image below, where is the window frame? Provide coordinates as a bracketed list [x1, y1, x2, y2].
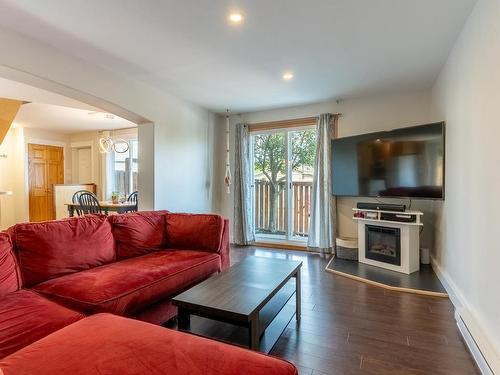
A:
[250, 124, 316, 244]
[105, 134, 138, 200]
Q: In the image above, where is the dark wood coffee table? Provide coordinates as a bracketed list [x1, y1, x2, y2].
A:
[172, 256, 302, 351]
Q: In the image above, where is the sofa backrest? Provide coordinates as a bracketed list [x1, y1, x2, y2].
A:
[10, 215, 115, 287]
[108, 210, 169, 260]
[0, 232, 21, 295]
[165, 213, 225, 252]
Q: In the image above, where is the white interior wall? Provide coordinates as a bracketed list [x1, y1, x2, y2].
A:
[152, 107, 214, 213]
[214, 91, 439, 245]
[431, 0, 500, 371]
[0, 25, 214, 214]
[138, 123, 154, 211]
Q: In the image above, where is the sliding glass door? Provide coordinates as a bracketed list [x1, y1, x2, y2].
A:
[252, 127, 316, 243]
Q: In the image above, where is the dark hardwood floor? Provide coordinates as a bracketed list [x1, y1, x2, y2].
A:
[231, 245, 479, 375]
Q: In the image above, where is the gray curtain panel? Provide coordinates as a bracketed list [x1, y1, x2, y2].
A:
[307, 113, 338, 256]
[233, 123, 255, 245]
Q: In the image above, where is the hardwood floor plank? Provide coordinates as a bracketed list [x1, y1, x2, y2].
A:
[230, 246, 480, 375]
[347, 332, 478, 374]
[295, 365, 314, 375]
[360, 356, 431, 375]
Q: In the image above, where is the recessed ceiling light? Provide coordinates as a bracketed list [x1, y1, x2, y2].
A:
[283, 72, 294, 81]
[229, 13, 243, 23]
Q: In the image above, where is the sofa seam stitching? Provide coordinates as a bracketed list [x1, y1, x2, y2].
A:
[35, 253, 221, 307]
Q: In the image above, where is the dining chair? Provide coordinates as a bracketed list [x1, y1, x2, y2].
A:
[72, 190, 96, 216]
[127, 191, 138, 212]
[78, 192, 104, 215]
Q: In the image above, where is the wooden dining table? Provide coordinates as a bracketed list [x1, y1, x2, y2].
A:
[65, 201, 137, 217]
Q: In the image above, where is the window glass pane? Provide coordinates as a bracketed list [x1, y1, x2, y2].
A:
[253, 132, 287, 239]
[112, 150, 129, 198]
[111, 140, 136, 198]
[131, 140, 138, 193]
[291, 129, 316, 237]
[251, 127, 317, 242]
[291, 129, 316, 238]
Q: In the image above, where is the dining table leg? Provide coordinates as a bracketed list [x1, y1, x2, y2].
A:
[68, 206, 75, 217]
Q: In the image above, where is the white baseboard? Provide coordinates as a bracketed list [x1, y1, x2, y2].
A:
[431, 256, 498, 374]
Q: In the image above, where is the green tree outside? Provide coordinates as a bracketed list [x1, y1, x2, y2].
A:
[253, 129, 316, 233]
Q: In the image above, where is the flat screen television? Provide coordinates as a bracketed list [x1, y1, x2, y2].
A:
[332, 122, 445, 199]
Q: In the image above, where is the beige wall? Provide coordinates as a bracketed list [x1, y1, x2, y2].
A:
[431, 0, 500, 371]
[0, 126, 71, 229]
[0, 128, 26, 229]
[214, 90, 439, 246]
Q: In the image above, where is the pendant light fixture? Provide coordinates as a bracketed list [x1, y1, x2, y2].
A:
[98, 131, 130, 154]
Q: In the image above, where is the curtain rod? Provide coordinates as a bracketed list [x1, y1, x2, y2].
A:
[296, 113, 343, 119]
[248, 113, 342, 126]
[248, 113, 341, 132]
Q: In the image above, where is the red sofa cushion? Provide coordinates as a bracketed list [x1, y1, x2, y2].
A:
[11, 215, 116, 287]
[0, 289, 84, 359]
[0, 313, 297, 375]
[34, 250, 221, 316]
[0, 233, 21, 295]
[166, 213, 225, 252]
[108, 210, 168, 259]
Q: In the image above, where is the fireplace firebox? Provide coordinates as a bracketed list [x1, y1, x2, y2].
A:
[365, 225, 401, 266]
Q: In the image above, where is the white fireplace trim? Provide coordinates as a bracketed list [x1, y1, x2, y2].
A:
[358, 219, 420, 274]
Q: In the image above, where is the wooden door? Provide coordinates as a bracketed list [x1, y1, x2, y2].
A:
[28, 144, 64, 222]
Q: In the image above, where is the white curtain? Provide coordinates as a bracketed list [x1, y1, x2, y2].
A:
[233, 123, 255, 245]
[308, 113, 338, 256]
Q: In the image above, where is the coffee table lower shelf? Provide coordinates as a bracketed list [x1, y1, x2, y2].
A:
[172, 281, 296, 354]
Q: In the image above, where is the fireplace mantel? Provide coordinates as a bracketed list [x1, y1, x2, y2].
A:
[353, 208, 422, 275]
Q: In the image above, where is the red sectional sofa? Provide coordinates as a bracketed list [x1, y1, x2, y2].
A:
[0, 233, 84, 359]
[1, 211, 230, 356]
[7, 211, 230, 325]
[0, 313, 297, 375]
[0, 211, 297, 374]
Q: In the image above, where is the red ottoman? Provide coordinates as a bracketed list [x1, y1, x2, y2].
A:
[0, 313, 297, 375]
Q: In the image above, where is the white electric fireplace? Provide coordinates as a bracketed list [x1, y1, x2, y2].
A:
[353, 208, 422, 274]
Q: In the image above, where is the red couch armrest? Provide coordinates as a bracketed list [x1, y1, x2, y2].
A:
[165, 213, 230, 269]
[220, 219, 230, 270]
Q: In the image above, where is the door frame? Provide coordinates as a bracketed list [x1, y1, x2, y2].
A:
[250, 125, 316, 245]
[25, 137, 67, 221]
[70, 140, 95, 185]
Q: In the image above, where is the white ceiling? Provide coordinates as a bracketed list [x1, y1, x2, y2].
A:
[0, 0, 477, 113]
[14, 103, 137, 134]
[0, 77, 136, 133]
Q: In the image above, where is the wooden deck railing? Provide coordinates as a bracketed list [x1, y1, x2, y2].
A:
[254, 180, 312, 237]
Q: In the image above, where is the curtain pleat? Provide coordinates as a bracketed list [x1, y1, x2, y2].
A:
[233, 123, 255, 245]
[307, 113, 338, 256]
